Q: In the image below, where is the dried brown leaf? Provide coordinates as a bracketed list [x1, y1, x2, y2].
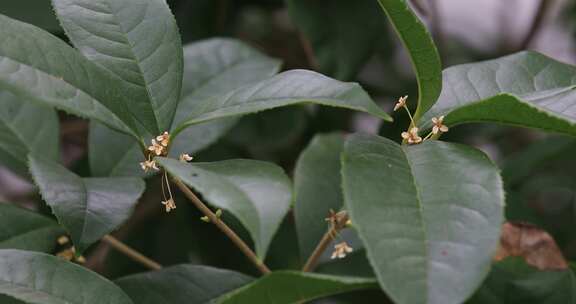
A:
[494, 222, 568, 270]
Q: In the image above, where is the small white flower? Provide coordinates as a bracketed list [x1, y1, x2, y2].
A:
[161, 198, 176, 213]
[179, 153, 193, 162]
[140, 159, 159, 172]
[394, 95, 408, 112]
[156, 131, 170, 147]
[148, 139, 165, 156]
[431, 116, 449, 134]
[401, 127, 422, 144]
[331, 242, 353, 259]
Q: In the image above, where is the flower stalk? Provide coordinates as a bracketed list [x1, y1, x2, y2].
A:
[302, 210, 350, 272]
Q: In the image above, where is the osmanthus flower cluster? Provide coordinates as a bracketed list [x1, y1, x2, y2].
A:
[394, 96, 449, 144]
[140, 131, 194, 213]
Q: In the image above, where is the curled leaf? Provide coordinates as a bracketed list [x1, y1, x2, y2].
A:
[494, 222, 568, 270]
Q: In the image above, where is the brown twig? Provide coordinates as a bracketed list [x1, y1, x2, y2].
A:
[101, 235, 162, 271]
[302, 210, 349, 272]
[172, 178, 271, 274]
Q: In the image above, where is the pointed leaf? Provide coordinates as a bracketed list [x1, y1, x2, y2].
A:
[157, 158, 292, 259]
[377, 0, 442, 121]
[0, 13, 139, 137]
[421, 51, 576, 136]
[173, 70, 391, 136]
[287, 0, 389, 80]
[0, 204, 64, 253]
[52, 0, 184, 133]
[342, 134, 504, 304]
[294, 133, 345, 259]
[217, 272, 378, 304]
[28, 155, 145, 252]
[174, 38, 281, 126]
[0, 91, 58, 177]
[116, 265, 253, 304]
[89, 38, 278, 177]
[0, 249, 133, 304]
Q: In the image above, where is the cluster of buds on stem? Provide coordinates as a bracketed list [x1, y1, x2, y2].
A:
[393, 96, 449, 144]
[325, 210, 354, 259]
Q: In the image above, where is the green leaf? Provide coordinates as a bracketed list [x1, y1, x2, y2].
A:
[294, 133, 345, 259]
[287, 0, 389, 80]
[0, 13, 139, 138]
[421, 51, 576, 136]
[0, 249, 133, 304]
[0, 204, 64, 252]
[116, 265, 253, 304]
[28, 155, 145, 252]
[377, 0, 442, 121]
[170, 38, 281, 154]
[173, 70, 392, 136]
[175, 38, 281, 125]
[88, 122, 146, 177]
[88, 38, 278, 177]
[52, 0, 184, 133]
[0, 91, 59, 177]
[341, 134, 504, 304]
[467, 258, 576, 304]
[157, 158, 292, 259]
[217, 271, 378, 303]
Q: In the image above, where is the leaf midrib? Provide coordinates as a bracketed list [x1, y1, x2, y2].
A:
[401, 146, 430, 303]
[69, 0, 161, 130]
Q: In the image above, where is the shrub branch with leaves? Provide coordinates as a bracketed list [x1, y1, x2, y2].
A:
[0, 0, 575, 303]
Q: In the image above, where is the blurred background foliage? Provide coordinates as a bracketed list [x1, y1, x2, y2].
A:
[1, 0, 576, 302]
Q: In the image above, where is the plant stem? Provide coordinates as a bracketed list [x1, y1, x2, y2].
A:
[101, 235, 162, 270]
[302, 228, 336, 272]
[172, 178, 271, 275]
[302, 211, 349, 272]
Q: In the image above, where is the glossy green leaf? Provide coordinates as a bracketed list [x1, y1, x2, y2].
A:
[29, 155, 145, 252]
[0, 91, 58, 177]
[0, 249, 133, 304]
[52, 0, 183, 133]
[294, 133, 345, 259]
[0, 204, 64, 252]
[342, 134, 504, 304]
[175, 38, 281, 125]
[421, 51, 576, 136]
[173, 70, 391, 136]
[377, 0, 442, 121]
[170, 38, 281, 155]
[157, 158, 292, 259]
[287, 0, 389, 80]
[0, 13, 139, 137]
[217, 271, 378, 304]
[467, 258, 576, 304]
[89, 38, 278, 177]
[116, 265, 253, 304]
